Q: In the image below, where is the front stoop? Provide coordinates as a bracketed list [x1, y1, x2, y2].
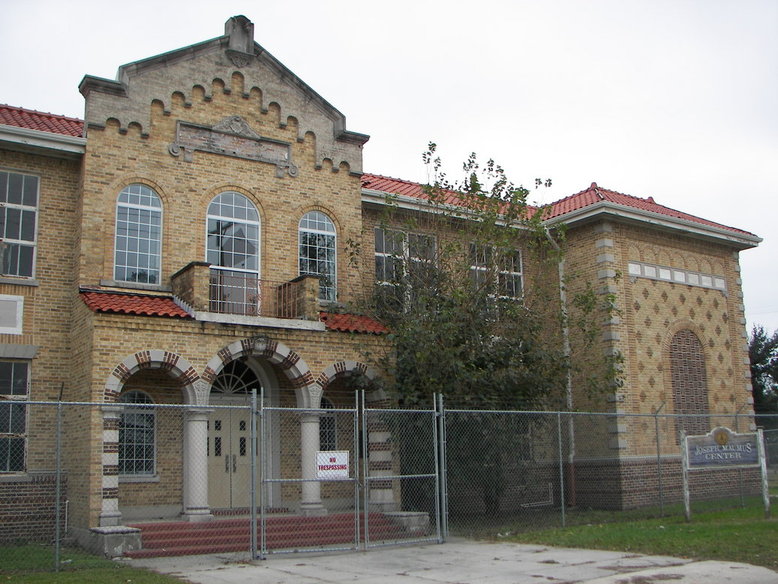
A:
[123, 512, 429, 558]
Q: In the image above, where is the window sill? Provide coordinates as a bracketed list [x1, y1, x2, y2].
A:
[0, 277, 39, 287]
[119, 474, 160, 484]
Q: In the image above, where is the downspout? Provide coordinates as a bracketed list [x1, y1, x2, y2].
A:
[545, 228, 576, 507]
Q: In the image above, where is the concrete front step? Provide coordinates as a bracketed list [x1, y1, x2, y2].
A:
[125, 513, 414, 558]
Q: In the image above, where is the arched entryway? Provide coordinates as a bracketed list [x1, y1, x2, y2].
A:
[207, 358, 282, 510]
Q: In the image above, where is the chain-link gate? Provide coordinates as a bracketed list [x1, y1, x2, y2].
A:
[253, 391, 442, 557]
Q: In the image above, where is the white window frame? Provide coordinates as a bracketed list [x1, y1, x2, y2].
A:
[118, 390, 156, 477]
[469, 243, 524, 299]
[0, 360, 29, 473]
[299, 211, 337, 302]
[0, 295, 23, 335]
[206, 192, 261, 315]
[0, 170, 39, 279]
[627, 261, 727, 292]
[114, 184, 163, 285]
[374, 227, 436, 285]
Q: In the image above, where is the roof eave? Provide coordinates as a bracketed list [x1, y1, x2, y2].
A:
[0, 124, 86, 159]
[544, 202, 762, 250]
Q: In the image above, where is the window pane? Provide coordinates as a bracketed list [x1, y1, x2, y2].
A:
[7, 174, 22, 205]
[22, 176, 38, 207]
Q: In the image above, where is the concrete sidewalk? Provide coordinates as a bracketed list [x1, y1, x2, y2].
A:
[130, 539, 778, 583]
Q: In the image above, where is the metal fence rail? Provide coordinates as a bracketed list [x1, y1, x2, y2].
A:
[0, 398, 774, 572]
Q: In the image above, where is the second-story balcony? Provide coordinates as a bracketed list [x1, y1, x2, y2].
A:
[171, 262, 320, 322]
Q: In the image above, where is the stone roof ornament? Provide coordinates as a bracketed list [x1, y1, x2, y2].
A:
[225, 15, 255, 67]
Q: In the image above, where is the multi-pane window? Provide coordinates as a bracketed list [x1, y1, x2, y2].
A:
[119, 390, 155, 476]
[319, 397, 337, 451]
[207, 192, 260, 315]
[0, 171, 38, 278]
[299, 211, 337, 302]
[469, 243, 523, 299]
[0, 361, 29, 472]
[374, 227, 436, 285]
[114, 184, 162, 284]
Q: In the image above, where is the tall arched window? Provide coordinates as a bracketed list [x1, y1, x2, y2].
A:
[207, 192, 260, 315]
[299, 211, 336, 301]
[670, 329, 710, 438]
[114, 184, 162, 284]
[119, 390, 155, 476]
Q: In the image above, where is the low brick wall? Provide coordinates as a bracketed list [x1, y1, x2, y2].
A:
[573, 457, 762, 510]
[0, 473, 67, 543]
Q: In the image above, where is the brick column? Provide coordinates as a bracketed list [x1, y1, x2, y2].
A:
[99, 405, 122, 526]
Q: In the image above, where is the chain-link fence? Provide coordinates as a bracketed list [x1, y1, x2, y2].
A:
[445, 409, 775, 538]
[0, 398, 773, 572]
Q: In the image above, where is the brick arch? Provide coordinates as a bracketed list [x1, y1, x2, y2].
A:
[315, 360, 387, 408]
[668, 328, 710, 438]
[103, 350, 199, 404]
[99, 350, 199, 527]
[201, 337, 315, 407]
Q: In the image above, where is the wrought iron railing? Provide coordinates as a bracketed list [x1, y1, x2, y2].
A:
[208, 269, 308, 319]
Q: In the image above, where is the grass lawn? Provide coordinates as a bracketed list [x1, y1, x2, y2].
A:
[0, 544, 184, 583]
[501, 504, 778, 571]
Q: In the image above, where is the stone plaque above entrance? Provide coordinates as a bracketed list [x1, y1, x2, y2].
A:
[169, 116, 299, 177]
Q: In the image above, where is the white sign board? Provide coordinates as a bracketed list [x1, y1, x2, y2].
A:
[316, 450, 349, 480]
[680, 427, 770, 521]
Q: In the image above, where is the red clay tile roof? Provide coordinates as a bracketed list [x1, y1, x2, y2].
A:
[362, 174, 755, 238]
[81, 290, 191, 318]
[362, 173, 471, 207]
[0, 104, 84, 137]
[544, 182, 755, 236]
[0, 106, 756, 239]
[320, 312, 388, 334]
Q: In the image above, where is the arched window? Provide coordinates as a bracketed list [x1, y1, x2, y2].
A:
[319, 397, 337, 451]
[207, 192, 260, 315]
[114, 184, 162, 284]
[211, 360, 261, 396]
[119, 390, 155, 476]
[670, 329, 710, 438]
[299, 211, 336, 301]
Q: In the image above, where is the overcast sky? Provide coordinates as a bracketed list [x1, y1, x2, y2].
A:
[2, 0, 776, 333]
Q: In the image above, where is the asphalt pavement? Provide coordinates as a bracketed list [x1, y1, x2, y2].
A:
[129, 539, 778, 584]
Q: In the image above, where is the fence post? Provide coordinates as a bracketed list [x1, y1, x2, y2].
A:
[653, 402, 665, 515]
[557, 412, 566, 527]
[436, 393, 448, 541]
[259, 388, 267, 559]
[361, 389, 369, 548]
[54, 390, 63, 572]
[250, 387, 258, 559]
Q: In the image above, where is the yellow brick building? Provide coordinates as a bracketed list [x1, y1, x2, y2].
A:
[0, 16, 761, 551]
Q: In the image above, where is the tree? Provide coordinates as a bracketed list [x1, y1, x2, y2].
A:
[354, 144, 620, 515]
[749, 324, 778, 414]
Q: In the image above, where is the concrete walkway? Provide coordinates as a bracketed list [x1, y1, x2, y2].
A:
[130, 539, 778, 583]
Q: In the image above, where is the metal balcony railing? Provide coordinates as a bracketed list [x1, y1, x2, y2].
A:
[208, 269, 308, 319]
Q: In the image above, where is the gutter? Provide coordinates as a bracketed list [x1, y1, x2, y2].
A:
[543, 201, 761, 249]
[0, 124, 86, 159]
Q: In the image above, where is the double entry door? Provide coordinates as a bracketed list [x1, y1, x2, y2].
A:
[207, 405, 256, 509]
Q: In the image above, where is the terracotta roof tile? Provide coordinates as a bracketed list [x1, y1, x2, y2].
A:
[320, 312, 388, 334]
[0, 104, 84, 137]
[362, 173, 472, 207]
[363, 174, 753, 238]
[545, 182, 755, 236]
[81, 290, 191, 319]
